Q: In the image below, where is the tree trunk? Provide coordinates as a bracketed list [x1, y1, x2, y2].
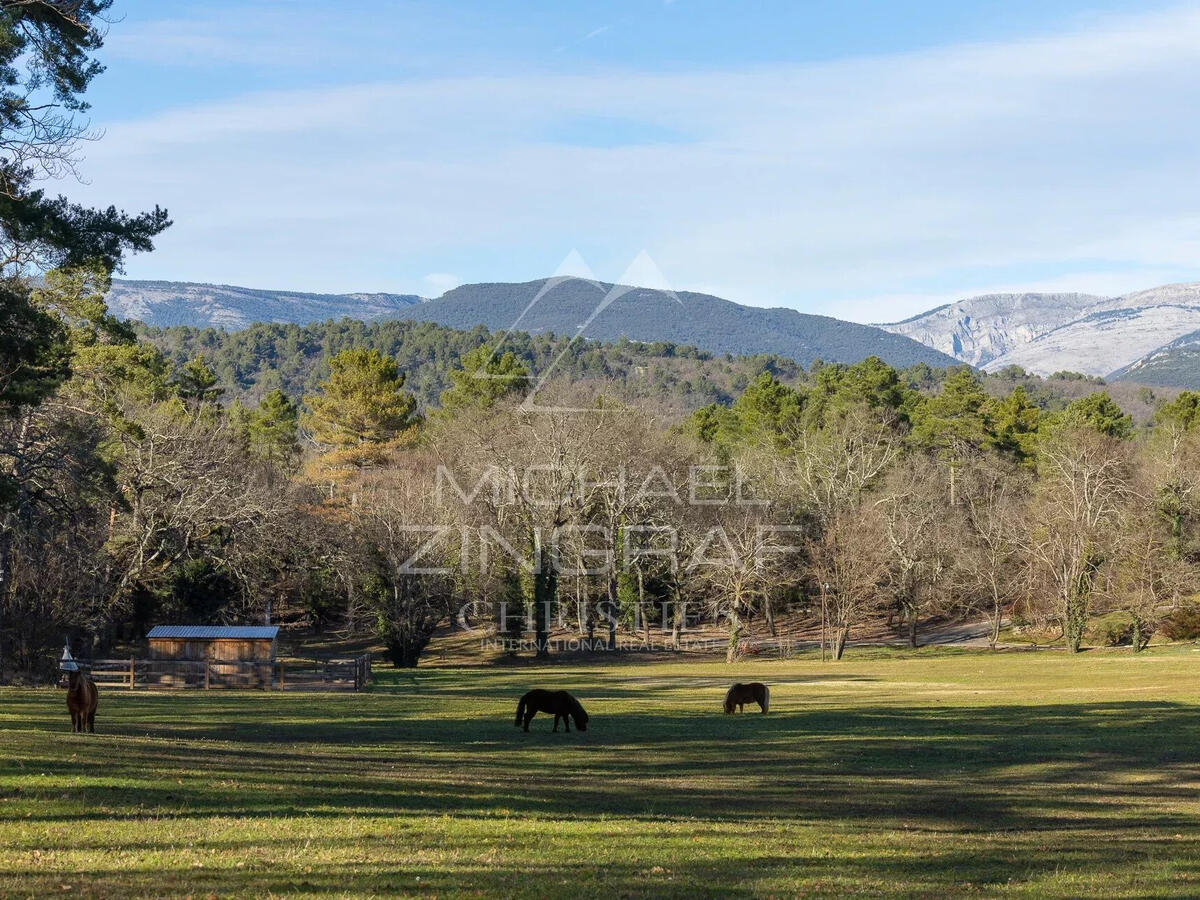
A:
[989, 586, 1002, 649]
[1064, 590, 1089, 653]
[1132, 617, 1151, 653]
[533, 551, 555, 658]
[725, 607, 742, 664]
[832, 625, 849, 660]
[672, 586, 684, 650]
[637, 568, 649, 643]
[1065, 548, 1100, 654]
[0, 527, 8, 682]
[576, 578, 586, 636]
[606, 570, 618, 649]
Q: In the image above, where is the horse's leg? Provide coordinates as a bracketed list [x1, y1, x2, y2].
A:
[564, 715, 570, 733]
[553, 713, 560, 733]
[87, 710, 95, 733]
[523, 714, 533, 732]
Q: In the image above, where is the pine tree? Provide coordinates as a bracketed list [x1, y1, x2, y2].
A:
[438, 345, 530, 411]
[248, 389, 300, 467]
[1058, 392, 1133, 440]
[909, 367, 993, 503]
[175, 356, 223, 407]
[303, 348, 419, 446]
[988, 385, 1042, 464]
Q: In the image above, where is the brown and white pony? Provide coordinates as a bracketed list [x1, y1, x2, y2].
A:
[66, 669, 99, 733]
[724, 682, 769, 714]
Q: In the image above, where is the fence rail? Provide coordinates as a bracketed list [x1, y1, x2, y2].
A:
[76, 654, 371, 692]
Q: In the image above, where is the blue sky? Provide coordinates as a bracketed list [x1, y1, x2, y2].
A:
[69, 1, 1200, 321]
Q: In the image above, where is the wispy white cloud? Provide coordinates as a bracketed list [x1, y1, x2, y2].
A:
[80, 4, 1200, 319]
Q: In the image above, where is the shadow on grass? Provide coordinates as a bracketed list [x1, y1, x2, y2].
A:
[5, 698, 1200, 839]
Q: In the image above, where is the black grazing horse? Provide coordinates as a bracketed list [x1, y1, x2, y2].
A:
[515, 689, 589, 732]
[724, 682, 770, 714]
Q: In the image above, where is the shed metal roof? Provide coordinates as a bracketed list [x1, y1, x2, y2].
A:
[147, 626, 279, 640]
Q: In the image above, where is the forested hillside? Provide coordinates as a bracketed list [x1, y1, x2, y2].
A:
[396, 279, 961, 369]
[141, 318, 1171, 422]
[110, 276, 961, 369]
[141, 319, 803, 413]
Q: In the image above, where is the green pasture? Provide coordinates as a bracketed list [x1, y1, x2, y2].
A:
[1, 649, 1199, 898]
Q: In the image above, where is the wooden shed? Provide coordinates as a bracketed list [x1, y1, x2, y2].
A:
[146, 625, 279, 688]
[147, 625, 279, 662]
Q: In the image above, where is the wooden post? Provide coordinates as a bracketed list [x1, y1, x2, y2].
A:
[128, 657, 135, 689]
[204, 661, 210, 690]
[820, 582, 829, 663]
[277, 661, 284, 691]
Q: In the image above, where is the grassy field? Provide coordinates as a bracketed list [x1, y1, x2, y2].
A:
[2, 649, 1199, 898]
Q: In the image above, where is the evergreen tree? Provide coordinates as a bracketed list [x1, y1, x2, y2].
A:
[248, 389, 300, 467]
[1058, 392, 1133, 440]
[0, 279, 68, 411]
[910, 368, 993, 453]
[988, 385, 1042, 464]
[438, 345, 530, 411]
[0, 2, 169, 276]
[303, 348, 419, 446]
[727, 373, 803, 443]
[1154, 391, 1200, 433]
[909, 367, 993, 504]
[175, 356, 224, 407]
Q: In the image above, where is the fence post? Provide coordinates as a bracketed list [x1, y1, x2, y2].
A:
[129, 657, 135, 688]
[204, 661, 210, 690]
[278, 661, 284, 691]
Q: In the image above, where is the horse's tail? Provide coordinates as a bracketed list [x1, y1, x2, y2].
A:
[515, 694, 527, 727]
[761, 684, 770, 713]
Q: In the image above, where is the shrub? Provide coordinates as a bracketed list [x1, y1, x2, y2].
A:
[1088, 611, 1135, 647]
[1162, 605, 1200, 642]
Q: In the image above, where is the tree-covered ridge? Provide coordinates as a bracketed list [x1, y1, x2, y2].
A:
[139, 317, 1173, 423]
[109, 276, 961, 369]
[139, 318, 805, 413]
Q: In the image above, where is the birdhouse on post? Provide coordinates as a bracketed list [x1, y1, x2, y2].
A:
[60, 641, 79, 672]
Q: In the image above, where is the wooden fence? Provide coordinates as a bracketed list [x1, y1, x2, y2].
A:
[79, 654, 371, 692]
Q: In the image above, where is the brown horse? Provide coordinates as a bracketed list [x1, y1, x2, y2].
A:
[515, 689, 589, 732]
[724, 682, 769, 714]
[66, 670, 99, 733]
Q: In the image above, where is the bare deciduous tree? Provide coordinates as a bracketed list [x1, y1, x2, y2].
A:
[1027, 428, 1132, 653]
[808, 503, 890, 660]
[959, 459, 1031, 647]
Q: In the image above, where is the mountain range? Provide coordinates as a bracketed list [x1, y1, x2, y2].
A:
[106, 277, 959, 370]
[106, 275, 1200, 388]
[880, 282, 1200, 387]
[105, 280, 423, 330]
